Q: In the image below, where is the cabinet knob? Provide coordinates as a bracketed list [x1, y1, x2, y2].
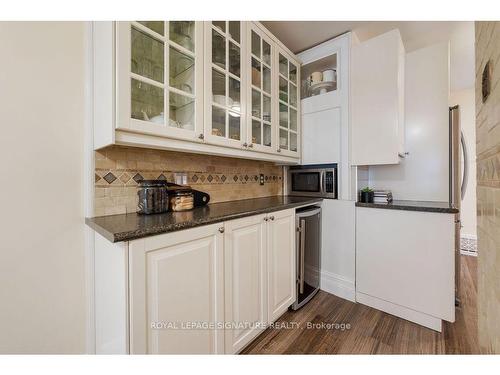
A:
[277, 148, 281, 153]
[269, 215, 275, 221]
[248, 143, 253, 148]
[242, 142, 248, 148]
[218, 227, 225, 233]
[198, 133, 204, 140]
[264, 217, 269, 222]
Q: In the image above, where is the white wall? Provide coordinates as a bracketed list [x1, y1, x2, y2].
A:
[0, 22, 87, 353]
[450, 88, 476, 237]
[368, 42, 450, 202]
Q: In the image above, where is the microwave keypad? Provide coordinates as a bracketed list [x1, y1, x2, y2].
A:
[325, 172, 334, 193]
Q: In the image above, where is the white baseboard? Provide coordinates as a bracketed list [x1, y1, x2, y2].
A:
[356, 292, 443, 332]
[320, 271, 356, 302]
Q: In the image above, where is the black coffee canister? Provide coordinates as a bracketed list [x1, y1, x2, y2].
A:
[137, 180, 169, 214]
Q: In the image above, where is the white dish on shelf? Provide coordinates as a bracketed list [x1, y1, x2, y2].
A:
[309, 81, 336, 94]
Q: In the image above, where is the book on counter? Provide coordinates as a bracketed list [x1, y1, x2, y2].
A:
[373, 190, 393, 203]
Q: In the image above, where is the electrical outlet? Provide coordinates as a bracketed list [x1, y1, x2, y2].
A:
[259, 174, 264, 185]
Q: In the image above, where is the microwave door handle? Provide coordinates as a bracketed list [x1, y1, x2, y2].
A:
[321, 172, 326, 195]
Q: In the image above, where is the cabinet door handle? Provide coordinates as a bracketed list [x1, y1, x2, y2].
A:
[218, 227, 225, 233]
[248, 143, 253, 148]
[242, 142, 248, 148]
[277, 148, 281, 153]
[198, 134, 204, 140]
[264, 217, 269, 222]
[269, 215, 275, 221]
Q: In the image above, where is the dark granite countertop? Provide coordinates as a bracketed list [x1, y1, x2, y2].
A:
[355, 200, 459, 214]
[86, 196, 322, 243]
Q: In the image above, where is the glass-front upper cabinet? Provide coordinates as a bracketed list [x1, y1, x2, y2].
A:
[276, 48, 300, 157]
[247, 23, 275, 154]
[204, 21, 246, 148]
[115, 21, 204, 141]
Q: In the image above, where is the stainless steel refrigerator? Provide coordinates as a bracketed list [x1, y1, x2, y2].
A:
[449, 105, 469, 306]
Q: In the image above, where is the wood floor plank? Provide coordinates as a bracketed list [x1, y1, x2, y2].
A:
[242, 255, 478, 355]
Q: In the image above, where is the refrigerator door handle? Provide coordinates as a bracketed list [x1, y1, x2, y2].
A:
[299, 219, 306, 294]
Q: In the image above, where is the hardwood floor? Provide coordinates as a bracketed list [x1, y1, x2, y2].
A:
[242, 255, 479, 354]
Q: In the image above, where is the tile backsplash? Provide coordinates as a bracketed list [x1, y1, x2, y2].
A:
[94, 145, 283, 216]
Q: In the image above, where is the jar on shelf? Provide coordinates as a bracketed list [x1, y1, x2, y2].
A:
[169, 186, 194, 212]
[137, 180, 169, 214]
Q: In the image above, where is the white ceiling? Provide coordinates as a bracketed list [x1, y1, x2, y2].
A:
[262, 21, 475, 91]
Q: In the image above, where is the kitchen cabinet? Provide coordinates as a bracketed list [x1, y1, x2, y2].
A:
[247, 23, 276, 154]
[94, 207, 298, 354]
[115, 21, 205, 142]
[224, 214, 268, 354]
[267, 209, 296, 323]
[298, 32, 353, 200]
[355, 207, 455, 331]
[204, 21, 246, 149]
[276, 47, 301, 158]
[351, 29, 405, 165]
[128, 223, 224, 354]
[93, 21, 301, 164]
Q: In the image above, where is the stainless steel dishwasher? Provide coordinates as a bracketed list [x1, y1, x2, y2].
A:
[292, 206, 321, 310]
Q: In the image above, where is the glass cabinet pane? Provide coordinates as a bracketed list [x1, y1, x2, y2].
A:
[169, 92, 194, 129]
[169, 47, 194, 94]
[229, 113, 240, 140]
[262, 40, 271, 65]
[131, 27, 164, 83]
[251, 30, 261, 57]
[279, 103, 288, 128]
[131, 79, 164, 122]
[290, 132, 297, 152]
[229, 21, 240, 43]
[279, 54, 288, 77]
[263, 124, 272, 147]
[229, 42, 240, 77]
[212, 29, 225, 69]
[169, 21, 195, 52]
[289, 63, 297, 84]
[263, 95, 271, 122]
[229, 77, 240, 109]
[263, 66, 271, 94]
[279, 77, 288, 102]
[212, 68, 226, 103]
[212, 21, 225, 32]
[138, 21, 164, 35]
[290, 83, 297, 107]
[290, 108, 297, 131]
[252, 120, 262, 145]
[212, 106, 226, 137]
[252, 89, 261, 118]
[251, 58, 261, 87]
[279, 129, 288, 149]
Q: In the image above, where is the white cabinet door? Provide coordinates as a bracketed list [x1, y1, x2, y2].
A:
[351, 29, 405, 165]
[203, 21, 247, 149]
[275, 47, 301, 158]
[302, 107, 341, 164]
[246, 23, 276, 154]
[267, 209, 296, 323]
[128, 223, 224, 354]
[115, 21, 205, 142]
[224, 214, 268, 354]
[356, 207, 455, 327]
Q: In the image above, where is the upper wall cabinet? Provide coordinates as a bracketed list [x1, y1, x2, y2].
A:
[276, 47, 300, 158]
[116, 21, 204, 142]
[93, 21, 301, 164]
[204, 21, 246, 149]
[351, 29, 405, 166]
